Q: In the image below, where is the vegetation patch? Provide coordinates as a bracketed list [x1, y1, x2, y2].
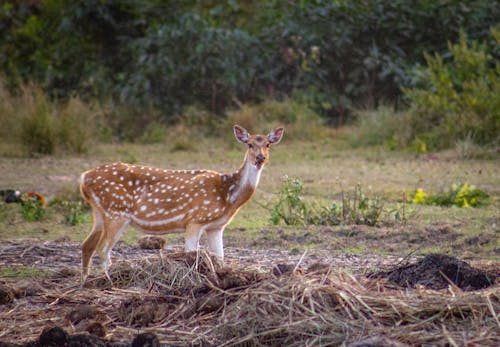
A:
[270, 177, 400, 227]
[410, 183, 490, 207]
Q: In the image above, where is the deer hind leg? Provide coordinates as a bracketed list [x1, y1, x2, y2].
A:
[95, 216, 130, 283]
[81, 208, 104, 283]
[206, 228, 224, 260]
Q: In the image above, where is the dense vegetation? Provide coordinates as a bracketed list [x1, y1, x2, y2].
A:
[0, 0, 498, 152]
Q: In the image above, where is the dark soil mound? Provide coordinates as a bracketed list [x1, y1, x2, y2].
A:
[370, 254, 496, 291]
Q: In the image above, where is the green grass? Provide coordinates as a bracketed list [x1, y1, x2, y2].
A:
[0, 132, 498, 261]
[0, 266, 50, 278]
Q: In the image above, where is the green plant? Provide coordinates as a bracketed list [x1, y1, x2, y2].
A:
[341, 185, 385, 226]
[410, 183, 490, 207]
[138, 122, 166, 144]
[62, 201, 89, 226]
[20, 194, 45, 221]
[270, 178, 392, 227]
[403, 29, 500, 149]
[270, 177, 309, 226]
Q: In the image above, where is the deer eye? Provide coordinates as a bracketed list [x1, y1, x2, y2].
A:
[248, 144, 254, 149]
[266, 143, 270, 148]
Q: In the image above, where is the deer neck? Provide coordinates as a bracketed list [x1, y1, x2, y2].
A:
[226, 153, 262, 208]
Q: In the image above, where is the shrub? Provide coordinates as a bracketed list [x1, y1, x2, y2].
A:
[350, 106, 413, 148]
[19, 87, 56, 155]
[270, 177, 392, 227]
[138, 122, 167, 144]
[20, 194, 45, 221]
[403, 29, 500, 149]
[57, 97, 99, 153]
[0, 80, 99, 155]
[410, 183, 490, 207]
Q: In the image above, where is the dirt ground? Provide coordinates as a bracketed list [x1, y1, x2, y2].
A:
[0, 238, 498, 346]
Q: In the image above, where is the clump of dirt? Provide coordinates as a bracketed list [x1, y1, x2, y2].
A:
[117, 296, 174, 327]
[132, 332, 160, 347]
[0, 284, 15, 305]
[370, 254, 496, 290]
[66, 305, 98, 325]
[138, 236, 166, 250]
[14, 324, 158, 347]
[215, 267, 267, 290]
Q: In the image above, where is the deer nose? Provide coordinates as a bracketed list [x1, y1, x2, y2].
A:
[256, 154, 266, 163]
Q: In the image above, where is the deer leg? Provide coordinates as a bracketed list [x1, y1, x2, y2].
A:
[185, 224, 203, 252]
[96, 217, 130, 283]
[81, 208, 104, 283]
[206, 228, 224, 260]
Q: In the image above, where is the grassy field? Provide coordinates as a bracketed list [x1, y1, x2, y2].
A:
[0, 130, 498, 261]
[0, 130, 499, 346]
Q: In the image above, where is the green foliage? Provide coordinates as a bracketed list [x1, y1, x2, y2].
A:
[138, 122, 166, 144]
[20, 194, 45, 221]
[270, 177, 310, 226]
[341, 185, 384, 226]
[404, 30, 500, 149]
[271, 178, 391, 227]
[0, 266, 48, 278]
[58, 201, 89, 226]
[123, 12, 261, 115]
[1, 0, 498, 125]
[410, 184, 490, 208]
[353, 29, 499, 150]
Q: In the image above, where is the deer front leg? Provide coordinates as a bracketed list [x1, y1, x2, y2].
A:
[185, 224, 203, 252]
[206, 227, 224, 260]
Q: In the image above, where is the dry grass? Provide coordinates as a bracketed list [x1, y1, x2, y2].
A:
[0, 244, 498, 346]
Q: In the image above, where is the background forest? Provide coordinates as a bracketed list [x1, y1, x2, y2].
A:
[0, 0, 499, 153]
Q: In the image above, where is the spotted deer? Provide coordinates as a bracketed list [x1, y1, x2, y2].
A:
[80, 125, 284, 281]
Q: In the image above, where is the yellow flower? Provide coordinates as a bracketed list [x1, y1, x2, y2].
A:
[454, 183, 473, 207]
[412, 188, 428, 204]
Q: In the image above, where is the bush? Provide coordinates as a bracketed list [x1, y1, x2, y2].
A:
[410, 183, 490, 208]
[19, 86, 56, 155]
[353, 29, 499, 150]
[1, 1, 498, 124]
[270, 177, 394, 227]
[350, 106, 413, 148]
[0, 79, 100, 155]
[403, 29, 500, 149]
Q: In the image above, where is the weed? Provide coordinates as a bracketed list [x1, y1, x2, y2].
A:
[341, 185, 384, 226]
[20, 194, 45, 221]
[270, 178, 394, 227]
[410, 183, 490, 207]
[50, 199, 89, 226]
[270, 177, 309, 226]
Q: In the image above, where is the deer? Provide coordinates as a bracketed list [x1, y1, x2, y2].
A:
[80, 125, 284, 282]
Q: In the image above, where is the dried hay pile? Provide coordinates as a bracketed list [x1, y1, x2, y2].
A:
[0, 245, 498, 346]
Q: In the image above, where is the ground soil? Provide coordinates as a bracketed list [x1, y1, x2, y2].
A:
[0, 239, 497, 346]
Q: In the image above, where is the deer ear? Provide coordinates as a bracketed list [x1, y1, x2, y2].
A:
[267, 127, 284, 144]
[234, 125, 250, 144]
